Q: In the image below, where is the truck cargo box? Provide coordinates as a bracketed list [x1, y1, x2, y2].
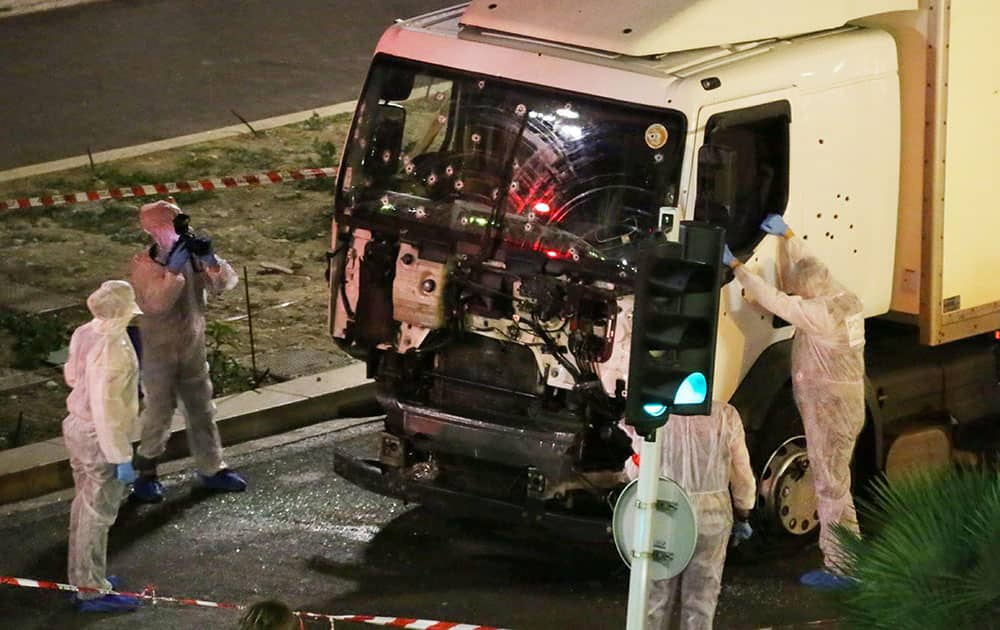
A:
[874, 1, 1000, 344]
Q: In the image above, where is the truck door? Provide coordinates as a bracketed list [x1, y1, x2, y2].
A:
[687, 93, 798, 423]
[689, 95, 792, 257]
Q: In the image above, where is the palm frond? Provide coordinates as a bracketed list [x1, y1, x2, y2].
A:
[834, 468, 1000, 629]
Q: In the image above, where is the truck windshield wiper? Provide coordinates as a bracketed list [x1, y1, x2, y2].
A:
[483, 111, 530, 259]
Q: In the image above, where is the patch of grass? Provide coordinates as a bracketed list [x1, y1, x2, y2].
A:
[295, 178, 336, 193]
[271, 225, 318, 242]
[37, 175, 81, 191]
[180, 151, 219, 171]
[308, 139, 338, 168]
[299, 111, 353, 131]
[170, 190, 216, 206]
[92, 165, 168, 188]
[296, 140, 339, 191]
[300, 112, 327, 131]
[38, 200, 137, 233]
[108, 228, 147, 245]
[269, 209, 331, 242]
[0, 310, 68, 369]
[223, 146, 279, 171]
[205, 320, 257, 395]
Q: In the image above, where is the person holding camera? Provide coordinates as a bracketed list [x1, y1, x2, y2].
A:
[128, 199, 247, 502]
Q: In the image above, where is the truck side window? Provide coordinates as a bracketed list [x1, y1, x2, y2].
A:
[694, 100, 790, 253]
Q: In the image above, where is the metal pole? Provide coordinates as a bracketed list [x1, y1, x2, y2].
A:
[13, 411, 24, 447]
[625, 426, 664, 630]
[242, 266, 257, 378]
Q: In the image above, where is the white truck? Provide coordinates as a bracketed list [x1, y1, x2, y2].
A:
[326, 0, 1000, 541]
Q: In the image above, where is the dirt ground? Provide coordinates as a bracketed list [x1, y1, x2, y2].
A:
[0, 112, 356, 448]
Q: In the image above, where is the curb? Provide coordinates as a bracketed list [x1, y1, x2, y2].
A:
[0, 362, 377, 505]
[0, 0, 106, 19]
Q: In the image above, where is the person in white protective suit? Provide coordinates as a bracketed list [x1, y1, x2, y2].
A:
[621, 401, 756, 629]
[723, 213, 865, 590]
[129, 199, 246, 502]
[63, 280, 143, 613]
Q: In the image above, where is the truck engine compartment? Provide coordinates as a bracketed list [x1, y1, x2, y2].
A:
[331, 224, 638, 518]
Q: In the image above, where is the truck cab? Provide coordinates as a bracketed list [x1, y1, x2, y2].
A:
[327, 1, 1000, 541]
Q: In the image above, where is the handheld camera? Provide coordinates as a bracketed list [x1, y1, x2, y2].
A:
[172, 213, 213, 257]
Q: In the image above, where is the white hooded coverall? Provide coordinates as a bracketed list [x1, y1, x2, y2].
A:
[734, 236, 865, 570]
[623, 402, 756, 630]
[130, 201, 238, 475]
[63, 281, 141, 596]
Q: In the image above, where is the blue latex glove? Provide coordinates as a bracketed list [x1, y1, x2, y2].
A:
[731, 520, 753, 546]
[115, 462, 138, 484]
[760, 213, 790, 236]
[722, 244, 736, 267]
[165, 243, 190, 273]
[197, 252, 219, 268]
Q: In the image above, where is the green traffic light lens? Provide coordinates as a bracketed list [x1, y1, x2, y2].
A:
[642, 402, 668, 417]
[674, 372, 707, 405]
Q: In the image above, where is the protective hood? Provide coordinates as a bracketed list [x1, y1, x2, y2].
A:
[139, 199, 181, 248]
[782, 256, 842, 299]
[86, 280, 142, 335]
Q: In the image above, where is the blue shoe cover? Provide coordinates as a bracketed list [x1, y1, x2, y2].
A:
[800, 569, 855, 590]
[131, 476, 164, 503]
[76, 594, 141, 612]
[70, 576, 122, 603]
[199, 468, 247, 492]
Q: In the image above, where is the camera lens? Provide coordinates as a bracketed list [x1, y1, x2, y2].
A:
[173, 213, 192, 235]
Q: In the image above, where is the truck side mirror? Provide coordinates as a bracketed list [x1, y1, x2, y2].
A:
[367, 103, 406, 179]
[380, 68, 416, 101]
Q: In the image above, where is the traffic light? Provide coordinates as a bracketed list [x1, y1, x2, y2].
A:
[625, 222, 726, 435]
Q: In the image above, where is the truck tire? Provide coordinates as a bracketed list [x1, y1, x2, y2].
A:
[730, 384, 820, 563]
[734, 383, 878, 564]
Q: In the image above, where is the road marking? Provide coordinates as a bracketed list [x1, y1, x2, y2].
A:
[0, 99, 358, 183]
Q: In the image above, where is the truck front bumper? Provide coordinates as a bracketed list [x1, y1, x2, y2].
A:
[332, 445, 614, 543]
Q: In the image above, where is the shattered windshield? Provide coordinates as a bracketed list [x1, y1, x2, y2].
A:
[337, 55, 686, 263]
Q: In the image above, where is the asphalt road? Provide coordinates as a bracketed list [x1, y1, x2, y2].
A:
[0, 0, 448, 170]
[0, 420, 840, 629]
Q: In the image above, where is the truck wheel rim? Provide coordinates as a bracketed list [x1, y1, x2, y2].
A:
[759, 436, 819, 536]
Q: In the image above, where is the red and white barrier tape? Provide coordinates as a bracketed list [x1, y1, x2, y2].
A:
[1, 575, 508, 629]
[0, 166, 337, 213]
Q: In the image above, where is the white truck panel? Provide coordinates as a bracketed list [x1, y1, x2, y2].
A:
[790, 71, 901, 318]
[940, 0, 1000, 318]
[377, 16, 677, 111]
[460, 0, 916, 56]
[683, 31, 900, 403]
[860, 10, 929, 317]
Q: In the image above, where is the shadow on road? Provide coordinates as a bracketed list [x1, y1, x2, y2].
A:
[298, 506, 627, 628]
[111, 486, 217, 554]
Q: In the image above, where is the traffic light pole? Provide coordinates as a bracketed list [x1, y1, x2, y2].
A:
[625, 426, 665, 630]
[622, 222, 725, 629]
